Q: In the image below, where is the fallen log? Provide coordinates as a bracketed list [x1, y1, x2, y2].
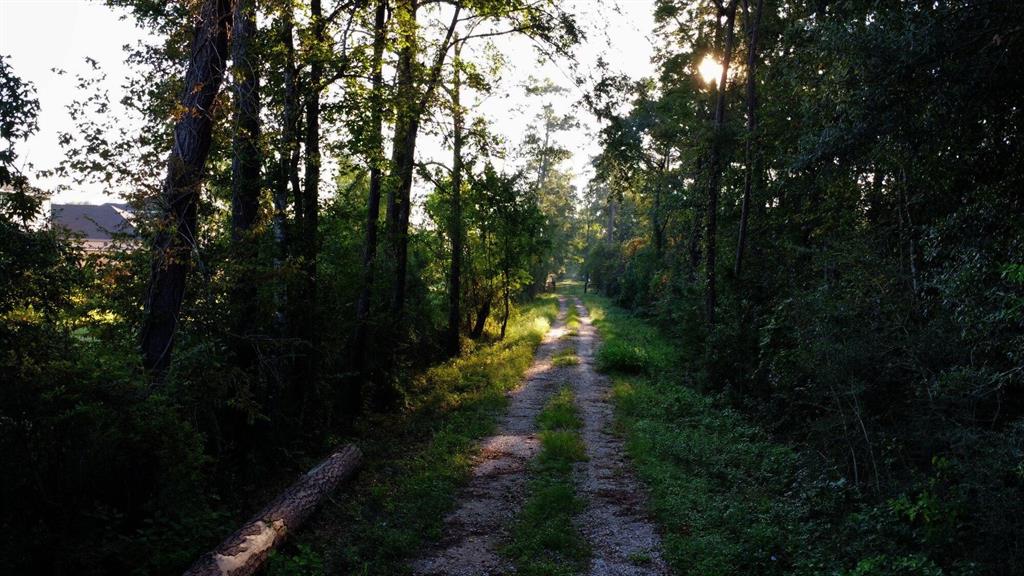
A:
[182, 444, 362, 576]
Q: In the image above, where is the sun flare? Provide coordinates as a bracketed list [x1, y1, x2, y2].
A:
[698, 55, 724, 86]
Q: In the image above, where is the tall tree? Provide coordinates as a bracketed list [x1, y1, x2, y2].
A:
[386, 0, 461, 319]
[733, 0, 763, 277]
[353, 0, 389, 371]
[140, 0, 232, 376]
[446, 33, 465, 357]
[230, 0, 263, 353]
[703, 0, 738, 326]
[231, 0, 261, 241]
[296, 0, 325, 373]
[272, 3, 302, 333]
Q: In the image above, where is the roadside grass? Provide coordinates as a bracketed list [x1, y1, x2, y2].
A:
[266, 296, 560, 576]
[504, 387, 589, 576]
[578, 291, 808, 576]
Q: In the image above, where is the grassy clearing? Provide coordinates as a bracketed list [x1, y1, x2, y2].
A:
[504, 387, 589, 576]
[576, 290, 808, 576]
[266, 296, 559, 576]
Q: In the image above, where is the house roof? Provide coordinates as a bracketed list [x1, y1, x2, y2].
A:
[51, 203, 135, 240]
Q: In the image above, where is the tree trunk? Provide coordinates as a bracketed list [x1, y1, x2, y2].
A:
[704, 0, 738, 326]
[141, 0, 231, 377]
[181, 444, 362, 576]
[231, 0, 261, 243]
[386, 2, 460, 319]
[687, 210, 703, 279]
[653, 151, 668, 262]
[272, 6, 300, 334]
[446, 36, 464, 357]
[353, 0, 388, 370]
[230, 0, 262, 359]
[535, 121, 552, 191]
[734, 0, 763, 277]
[300, 0, 323, 343]
[471, 298, 491, 339]
[385, 0, 419, 321]
[605, 195, 616, 245]
[500, 268, 511, 340]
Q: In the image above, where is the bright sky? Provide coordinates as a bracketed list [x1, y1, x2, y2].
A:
[0, 0, 655, 205]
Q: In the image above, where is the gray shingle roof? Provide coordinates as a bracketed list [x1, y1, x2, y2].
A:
[51, 203, 135, 240]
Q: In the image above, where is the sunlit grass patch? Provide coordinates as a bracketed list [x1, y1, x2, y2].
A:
[536, 387, 582, 431]
[504, 387, 589, 575]
[579, 296, 672, 376]
[537, 429, 587, 473]
[551, 347, 580, 367]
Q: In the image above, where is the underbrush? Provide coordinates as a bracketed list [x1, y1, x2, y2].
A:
[504, 387, 589, 576]
[578, 290, 987, 576]
[267, 296, 559, 575]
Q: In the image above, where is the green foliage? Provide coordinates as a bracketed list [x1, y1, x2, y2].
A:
[505, 386, 589, 575]
[0, 53, 39, 198]
[3, 0, 585, 572]
[0, 228, 222, 574]
[582, 291, 672, 375]
[267, 544, 327, 576]
[564, 304, 581, 336]
[0, 62, 221, 574]
[581, 293, 1012, 576]
[596, 340, 650, 374]
[843, 555, 944, 576]
[427, 163, 550, 332]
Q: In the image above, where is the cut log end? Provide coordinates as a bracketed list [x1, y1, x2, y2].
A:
[183, 444, 362, 576]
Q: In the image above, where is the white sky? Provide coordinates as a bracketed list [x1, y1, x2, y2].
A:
[0, 0, 655, 205]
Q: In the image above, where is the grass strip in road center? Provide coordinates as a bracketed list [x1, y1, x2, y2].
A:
[503, 386, 590, 576]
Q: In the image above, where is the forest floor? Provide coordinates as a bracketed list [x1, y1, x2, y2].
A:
[411, 296, 668, 576]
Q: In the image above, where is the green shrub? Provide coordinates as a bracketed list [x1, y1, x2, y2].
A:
[596, 340, 650, 374]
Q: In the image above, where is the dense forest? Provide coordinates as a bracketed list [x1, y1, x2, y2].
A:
[1, 0, 1022, 575]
